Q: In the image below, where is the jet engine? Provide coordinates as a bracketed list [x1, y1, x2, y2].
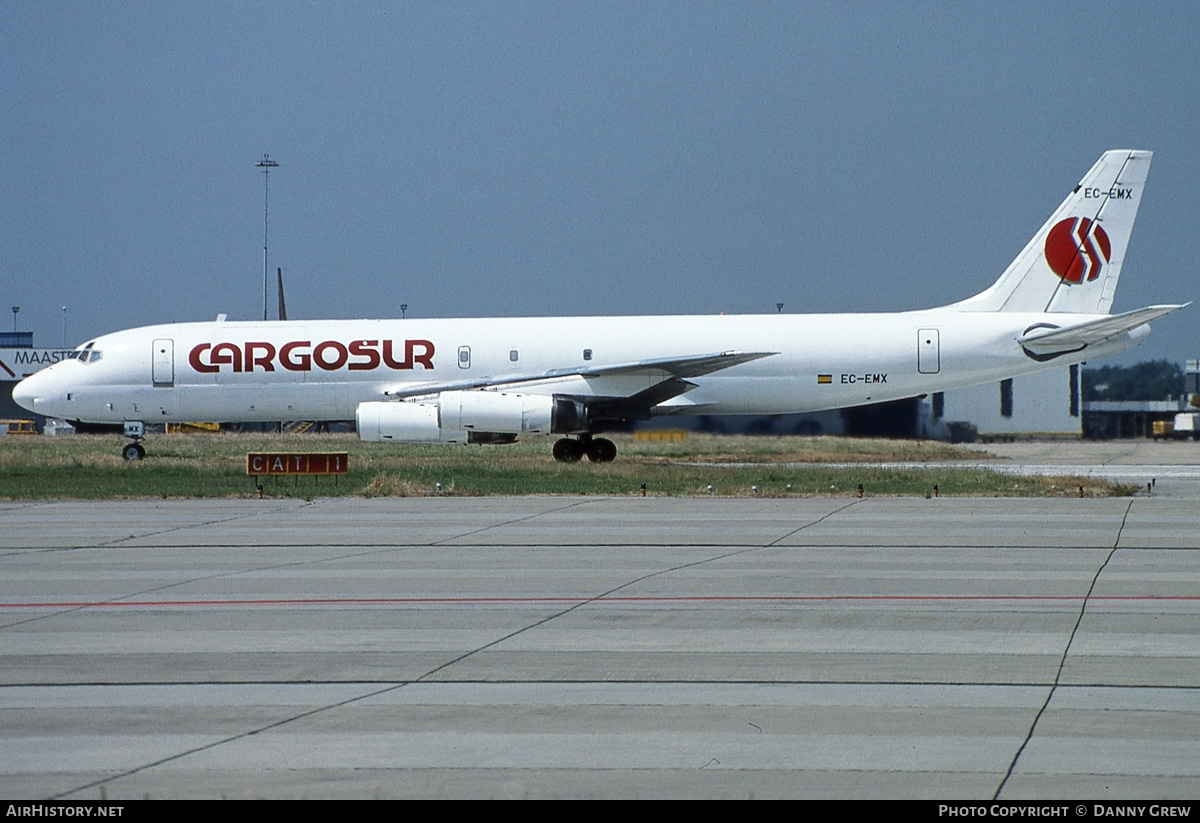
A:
[356, 391, 586, 443]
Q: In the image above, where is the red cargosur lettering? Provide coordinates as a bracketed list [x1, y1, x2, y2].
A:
[348, 340, 381, 371]
[280, 341, 311, 371]
[189, 340, 435, 373]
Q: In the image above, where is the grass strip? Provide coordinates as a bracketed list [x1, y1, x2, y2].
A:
[0, 432, 1133, 499]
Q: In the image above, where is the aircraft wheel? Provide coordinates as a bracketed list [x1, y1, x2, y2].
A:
[586, 437, 617, 463]
[553, 438, 582, 463]
[122, 442, 146, 461]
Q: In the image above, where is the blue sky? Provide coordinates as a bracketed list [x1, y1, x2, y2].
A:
[3, 2, 1196, 365]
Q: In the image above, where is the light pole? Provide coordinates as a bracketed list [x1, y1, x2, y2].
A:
[11, 306, 18, 333]
[62, 306, 67, 346]
[255, 154, 279, 321]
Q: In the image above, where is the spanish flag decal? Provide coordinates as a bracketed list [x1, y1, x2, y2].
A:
[817, 374, 832, 384]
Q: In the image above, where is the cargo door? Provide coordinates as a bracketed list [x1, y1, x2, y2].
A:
[152, 338, 175, 386]
[917, 329, 940, 375]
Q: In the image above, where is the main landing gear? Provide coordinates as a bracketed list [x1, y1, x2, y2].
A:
[553, 434, 617, 463]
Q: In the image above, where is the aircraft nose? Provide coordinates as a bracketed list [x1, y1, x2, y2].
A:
[12, 373, 44, 415]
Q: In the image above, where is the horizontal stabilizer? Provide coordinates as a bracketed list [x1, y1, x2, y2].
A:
[384, 350, 776, 400]
[1018, 304, 1188, 354]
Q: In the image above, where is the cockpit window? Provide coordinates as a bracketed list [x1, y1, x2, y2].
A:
[76, 342, 101, 364]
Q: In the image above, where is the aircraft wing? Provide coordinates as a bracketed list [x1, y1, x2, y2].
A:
[1018, 304, 1188, 355]
[382, 350, 775, 401]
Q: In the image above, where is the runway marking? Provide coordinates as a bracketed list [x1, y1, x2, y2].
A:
[4, 594, 1197, 609]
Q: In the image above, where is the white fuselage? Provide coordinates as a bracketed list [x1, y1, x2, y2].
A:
[13, 309, 1144, 426]
[13, 150, 1177, 449]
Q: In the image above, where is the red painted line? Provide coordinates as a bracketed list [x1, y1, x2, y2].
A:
[2, 595, 1198, 609]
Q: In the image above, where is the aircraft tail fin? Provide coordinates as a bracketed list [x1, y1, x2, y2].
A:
[953, 150, 1151, 314]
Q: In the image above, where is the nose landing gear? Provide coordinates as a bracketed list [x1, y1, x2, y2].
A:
[122, 441, 146, 461]
[122, 421, 146, 461]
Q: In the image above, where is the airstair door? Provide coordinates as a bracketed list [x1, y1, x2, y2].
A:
[152, 339, 175, 386]
[917, 329, 940, 375]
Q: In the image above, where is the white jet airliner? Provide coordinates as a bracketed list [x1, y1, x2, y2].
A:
[14, 149, 1186, 462]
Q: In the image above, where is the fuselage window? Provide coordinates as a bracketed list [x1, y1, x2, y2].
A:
[509, 349, 519, 362]
[583, 349, 592, 361]
[458, 346, 471, 369]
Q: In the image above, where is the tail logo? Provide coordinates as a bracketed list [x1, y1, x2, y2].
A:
[1045, 217, 1111, 284]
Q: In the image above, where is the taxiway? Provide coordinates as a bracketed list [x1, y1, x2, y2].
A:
[1, 442, 1198, 798]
